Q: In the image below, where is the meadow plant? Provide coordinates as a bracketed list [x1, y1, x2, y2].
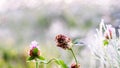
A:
[55, 34, 80, 68]
[87, 19, 120, 68]
[27, 41, 69, 68]
[26, 33, 81, 68]
[27, 41, 45, 68]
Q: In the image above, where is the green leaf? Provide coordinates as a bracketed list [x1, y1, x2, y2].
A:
[27, 56, 35, 61]
[55, 59, 68, 68]
[37, 56, 45, 60]
[40, 60, 48, 63]
[33, 48, 38, 54]
[103, 39, 109, 46]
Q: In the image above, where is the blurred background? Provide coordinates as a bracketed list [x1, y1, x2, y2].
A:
[0, 0, 120, 68]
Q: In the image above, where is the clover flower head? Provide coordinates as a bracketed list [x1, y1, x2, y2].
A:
[29, 40, 40, 57]
[71, 63, 80, 68]
[55, 34, 71, 49]
[30, 41, 39, 49]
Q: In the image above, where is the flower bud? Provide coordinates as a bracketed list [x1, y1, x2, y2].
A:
[105, 29, 112, 39]
[29, 41, 40, 57]
[71, 63, 80, 68]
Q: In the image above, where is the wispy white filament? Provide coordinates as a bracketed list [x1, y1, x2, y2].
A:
[87, 19, 120, 67]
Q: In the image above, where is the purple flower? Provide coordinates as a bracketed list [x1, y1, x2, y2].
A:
[30, 41, 39, 49]
[29, 41, 40, 57]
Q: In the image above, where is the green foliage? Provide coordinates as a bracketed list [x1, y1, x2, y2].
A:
[103, 39, 109, 46]
[33, 48, 39, 55]
[37, 56, 45, 60]
[55, 59, 68, 68]
[27, 56, 45, 61]
[27, 56, 35, 61]
[3, 51, 10, 62]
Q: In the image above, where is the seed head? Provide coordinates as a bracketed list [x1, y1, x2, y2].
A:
[55, 34, 71, 49]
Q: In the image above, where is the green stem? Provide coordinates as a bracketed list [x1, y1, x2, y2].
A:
[69, 48, 78, 65]
[45, 58, 56, 64]
[40, 58, 56, 64]
[36, 61, 39, 68]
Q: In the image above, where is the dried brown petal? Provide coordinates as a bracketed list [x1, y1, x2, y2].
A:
[55, 34, 71, 49]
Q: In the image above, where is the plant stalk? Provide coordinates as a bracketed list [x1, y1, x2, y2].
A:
[36, 60, 39, 68]
[69, 48, 78, 65]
